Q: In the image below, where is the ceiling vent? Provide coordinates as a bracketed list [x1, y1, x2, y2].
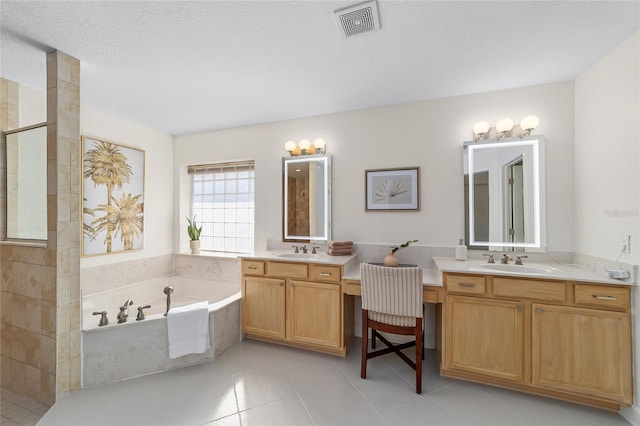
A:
[334, 1, 380, 38]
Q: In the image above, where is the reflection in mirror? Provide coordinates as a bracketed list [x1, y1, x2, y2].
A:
[464, 137, 545, 250]
[283, 155, 331, 242]
[5, 123, 48, 241]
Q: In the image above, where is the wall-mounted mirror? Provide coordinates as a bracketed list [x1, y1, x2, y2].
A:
[4, 123, 48, 241]
[464, 137, 545, 250]
[283, 155, 331, 242]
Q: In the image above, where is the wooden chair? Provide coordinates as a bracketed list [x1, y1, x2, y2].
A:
[360, 263, 423, 393]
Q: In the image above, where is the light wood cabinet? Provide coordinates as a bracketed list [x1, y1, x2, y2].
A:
[445, 295, 524, 382]
[242, 276, 285, 339]
[532, 303, 632, 404]
[288, 280, 342, 349]
[241, 259, 351, 356]
[441, 272, 632, 410]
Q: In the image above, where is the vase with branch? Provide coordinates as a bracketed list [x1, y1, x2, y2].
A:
[384, 239, 418, 267]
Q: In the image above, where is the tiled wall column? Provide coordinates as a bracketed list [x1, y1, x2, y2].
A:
[47, 50, 81, 401]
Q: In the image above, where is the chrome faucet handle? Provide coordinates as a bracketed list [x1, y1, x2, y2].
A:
[292, 245, 300, 253]
[500, 254, 511, 264]
[312, 246, 320, 254]
[136, 305, 151, 321]
[300, 245, 308, 253]
[515, 255, 528, 265]
[92, 311, 109, 327]
[483, 253, 495, 264]
[117, 300, 133, 323]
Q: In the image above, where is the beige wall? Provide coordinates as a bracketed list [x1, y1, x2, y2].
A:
[175, 81, 575, 254]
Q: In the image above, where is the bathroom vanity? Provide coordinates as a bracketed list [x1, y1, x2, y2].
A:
[240, 253, 355, 356]
[436, 258, 633, 410]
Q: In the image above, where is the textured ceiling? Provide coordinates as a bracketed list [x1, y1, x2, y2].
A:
[1, 1, 638, 136]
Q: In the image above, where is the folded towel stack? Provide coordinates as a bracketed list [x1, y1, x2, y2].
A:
[327, 240, 354, 256]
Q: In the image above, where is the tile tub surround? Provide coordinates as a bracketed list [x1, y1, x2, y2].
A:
[82, 289, 240, 387]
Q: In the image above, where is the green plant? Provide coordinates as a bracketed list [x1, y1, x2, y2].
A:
[390, 239, 418, 254]
[186, 215, 202, 241]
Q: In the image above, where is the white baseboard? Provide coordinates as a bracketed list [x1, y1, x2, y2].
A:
[621, 405, 640, 425]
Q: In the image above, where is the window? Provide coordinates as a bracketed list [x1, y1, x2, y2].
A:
[188, 161, 255, 253]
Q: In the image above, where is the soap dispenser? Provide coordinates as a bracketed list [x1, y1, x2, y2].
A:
[455, 239, 467, 261]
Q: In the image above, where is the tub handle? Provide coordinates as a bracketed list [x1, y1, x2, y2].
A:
[92, 311, 109, 327]
[136, 305, 152, 321]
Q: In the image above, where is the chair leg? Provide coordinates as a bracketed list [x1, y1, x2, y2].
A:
[416, 317, 423, 394]
[422, 304, 426, 360]
[371, 328, 376, 349]
[361, 309, 368, 379]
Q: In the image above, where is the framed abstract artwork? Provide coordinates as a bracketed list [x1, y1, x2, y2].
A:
[365, 167, 420, 211]
[82, 136, 145, 256]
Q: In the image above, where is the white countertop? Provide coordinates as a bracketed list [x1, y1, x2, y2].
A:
[342, 262, 442, 287]
[240, 251, 356, 266]
[433, 257, 635, 286]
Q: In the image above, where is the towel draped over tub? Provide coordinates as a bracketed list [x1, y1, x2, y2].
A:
[166, 301, 210, 359]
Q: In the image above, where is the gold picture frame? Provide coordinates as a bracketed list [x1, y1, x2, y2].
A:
[365, 167, 420, 211]
[81, 136, 145, 256]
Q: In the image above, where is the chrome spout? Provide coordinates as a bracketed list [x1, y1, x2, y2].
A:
[163, 286, 174, 316]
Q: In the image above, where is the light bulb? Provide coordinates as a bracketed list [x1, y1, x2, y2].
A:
[299, 139, 310, 150]
[473, 121, 490, 136]
[496, 118, 514, 133]
[520, 115, 539, 131]
[284, 141, 296, 152]
[313, 138, 326, 150]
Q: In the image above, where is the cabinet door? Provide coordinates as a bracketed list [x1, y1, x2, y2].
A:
[242, 277, 286, 340]
[444, 295, 524, 382]
[288, 280, 341, 349]
[532, 303, 632, 404]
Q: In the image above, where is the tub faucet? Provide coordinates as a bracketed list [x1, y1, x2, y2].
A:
[163, 286, 174, 316]
[136, 305, 151, 321]
[117, 300, 133, 323]
[92, 311, 109, 327]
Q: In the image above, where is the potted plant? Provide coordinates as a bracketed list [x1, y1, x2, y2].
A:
[384, 239, 418, 267]
[186, 215, 203, 254]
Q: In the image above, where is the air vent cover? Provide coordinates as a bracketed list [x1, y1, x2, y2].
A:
[334, 1, 380, 38]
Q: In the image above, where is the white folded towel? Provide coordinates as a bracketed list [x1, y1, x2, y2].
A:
[167, 301, 210, 359]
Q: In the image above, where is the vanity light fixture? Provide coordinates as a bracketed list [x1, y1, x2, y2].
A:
[519, 115, 540, 137]
[284, 138, 327, 156]
[473, 116, 540, 141]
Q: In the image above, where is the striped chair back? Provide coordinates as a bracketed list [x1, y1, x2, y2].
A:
[360, 263, 423, 323]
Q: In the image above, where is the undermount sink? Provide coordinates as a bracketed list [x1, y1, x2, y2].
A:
[275, 253, 320, 259]
[479, 263, 559, 275]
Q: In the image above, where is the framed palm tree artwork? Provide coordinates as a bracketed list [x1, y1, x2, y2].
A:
[82, 136, 145, 256]
[365, 167, 420, 211]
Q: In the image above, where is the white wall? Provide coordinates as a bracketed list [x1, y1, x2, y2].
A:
[175, 81, 575, 253]
[80, 106, 174, 268]
[575, 31, 640, 423]
[575, 32, 640, 266]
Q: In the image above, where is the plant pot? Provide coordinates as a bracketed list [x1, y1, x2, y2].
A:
[383, 252, 399, 267]
[189, 240, 201, 255]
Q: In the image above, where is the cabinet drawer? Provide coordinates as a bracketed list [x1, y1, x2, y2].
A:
[446, 274, 486, 295]
[267, 261, 309, 279]
[493, 278, 566, 302]
[242, 260, 265, 275]
[311, 265, 341, 283]
[575, 284, 630, 310]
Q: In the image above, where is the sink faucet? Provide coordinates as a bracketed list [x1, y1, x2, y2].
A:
[515, 255, 528, 265]
[117, 300, 133, 323]
[312, 246, 320, 254]
[292, 245, 300, 253]
[500, 254, 511, 264]
[483, 253, 495, 264]
[300, 245, 308, 254]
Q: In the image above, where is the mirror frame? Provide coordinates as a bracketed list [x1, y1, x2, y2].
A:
[464, 136, 546, 249]
[282, 154, 331, 242]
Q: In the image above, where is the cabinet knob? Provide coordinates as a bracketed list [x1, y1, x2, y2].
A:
[320, 272, 332, 277]
[248, 265, 257, 270]
[517, 306, 523, 312]
[280, 282, 284, 287]
[535, 308, 542, 314]
[459, 283, 475, 288]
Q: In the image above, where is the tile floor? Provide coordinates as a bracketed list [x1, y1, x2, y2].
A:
[1, 386, 50, 425]
[36, 339, 629, 426]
